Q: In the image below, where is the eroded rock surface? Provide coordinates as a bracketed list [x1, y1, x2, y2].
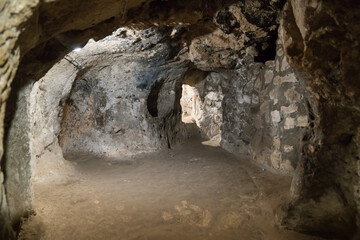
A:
[57, 28, 188, 159]
[278, 1, 360, 238]
[189, 1, 285, 70]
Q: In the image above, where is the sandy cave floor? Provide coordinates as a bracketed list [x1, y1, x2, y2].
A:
[19, 125, 323, 240]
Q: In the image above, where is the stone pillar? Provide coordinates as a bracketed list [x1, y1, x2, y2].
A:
[3, 79, 34, 232]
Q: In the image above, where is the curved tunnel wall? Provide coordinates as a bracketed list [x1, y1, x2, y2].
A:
[32, 27, 189, 166]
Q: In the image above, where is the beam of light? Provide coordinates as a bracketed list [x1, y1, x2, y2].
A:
[73, 47, 82, 52]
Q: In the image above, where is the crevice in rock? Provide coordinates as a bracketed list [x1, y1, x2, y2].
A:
[147, 78, 165, 117]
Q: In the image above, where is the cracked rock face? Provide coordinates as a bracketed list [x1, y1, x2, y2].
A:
[190, 1, 286, 70]
[279, 0, 360, 238]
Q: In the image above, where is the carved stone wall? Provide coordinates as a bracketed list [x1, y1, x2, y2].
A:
[221, 41, 309, 176]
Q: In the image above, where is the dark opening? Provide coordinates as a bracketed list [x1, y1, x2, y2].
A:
[147, 78, 165, 117]
[254, 29, 278, 63]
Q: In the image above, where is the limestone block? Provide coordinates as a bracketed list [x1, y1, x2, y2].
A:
[264, 69, 274, 84]
[284, 117, 295, 129]
[273, 73, 297, 85]
[271, 110, 281, 124]
[206, 91, 219, 101]
[243, 95, 251, 104]
[281, 104, 298, 114]
[284, 87, 301, 102]
[269, 88, 279, 105]
[296, 115, 308, 127]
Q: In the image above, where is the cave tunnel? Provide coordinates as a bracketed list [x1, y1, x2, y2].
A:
[1, 1, 360, 239]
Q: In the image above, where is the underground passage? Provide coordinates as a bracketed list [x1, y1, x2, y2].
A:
[1, 0, 360, 239]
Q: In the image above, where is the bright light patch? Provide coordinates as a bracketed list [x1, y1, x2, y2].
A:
[201, 140, 220, 147]
[201, 135, 221, 147]
[73, 47, 82, 52]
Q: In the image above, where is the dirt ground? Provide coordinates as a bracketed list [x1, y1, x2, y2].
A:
[19, 125, 323, 240]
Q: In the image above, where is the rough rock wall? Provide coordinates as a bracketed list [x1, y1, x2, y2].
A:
[0, 1, 33, 238]
[279, 1, 360, 238]
[30, 25, 187, 215]
[59, 28, 188, 159]
[4, 59, 80, 230]
[182, 38, 309, 176]
[221, 41, 309, 175]
[2, 80, 34, 234]
[183, 0, 287, 143]
[29, 59, 79, 182]
[2, 25, 190, 237]
[0, 1, 263, 238]
[189, 1, 285, 70]
[1, 1, 279, 235]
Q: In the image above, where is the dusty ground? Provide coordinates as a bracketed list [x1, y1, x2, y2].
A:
[19, 125, 323, 240]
